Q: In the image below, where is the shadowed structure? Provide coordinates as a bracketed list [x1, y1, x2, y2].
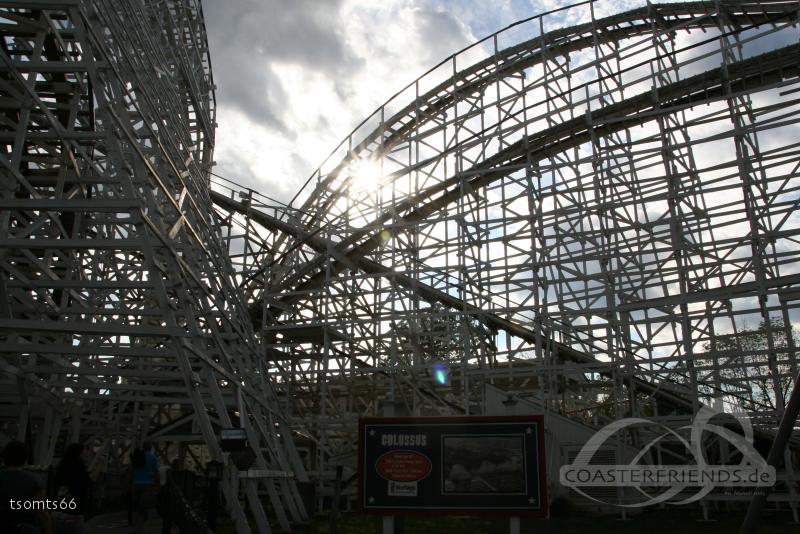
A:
[0, 1, 306, 532]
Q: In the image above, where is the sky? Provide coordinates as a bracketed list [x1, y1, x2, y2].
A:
[201, 0, 800, 365]
[202, 0, 638, 205]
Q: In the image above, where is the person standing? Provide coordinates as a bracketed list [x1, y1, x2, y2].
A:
[160, 459, 190, 534]
[0, 440, 53, 534]
[52, 443, 92, 534]
[130, 442, 159, 534]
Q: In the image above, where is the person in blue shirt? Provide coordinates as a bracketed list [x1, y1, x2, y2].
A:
[130, 442, 159, 534]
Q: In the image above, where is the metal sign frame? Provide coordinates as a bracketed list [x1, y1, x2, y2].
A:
[358, 415, 548, 516]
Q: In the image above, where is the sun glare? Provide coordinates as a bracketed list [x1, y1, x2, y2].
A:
[348, 158, 382, 194]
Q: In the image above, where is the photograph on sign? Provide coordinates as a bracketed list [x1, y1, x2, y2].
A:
[442, 435, 526, 494]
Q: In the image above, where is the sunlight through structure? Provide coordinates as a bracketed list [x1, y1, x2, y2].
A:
[2, 0, 798, 527]
[212, 0, 800, 515]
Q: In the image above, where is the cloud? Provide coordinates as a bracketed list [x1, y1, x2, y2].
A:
[217, 63, 290, 133]
[411, 6, 472, 65]
[204, 0, 361, 130]
[204, 0, 478, 202]
[202, 0, 695, 203]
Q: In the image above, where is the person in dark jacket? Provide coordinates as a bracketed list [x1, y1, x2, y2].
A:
[0, 440, 53, 534]
[160, 459, 192, 534]
[52, 443, 92, 534]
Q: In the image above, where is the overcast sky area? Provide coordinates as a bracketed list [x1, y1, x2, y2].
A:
[203, 0, 653, 204]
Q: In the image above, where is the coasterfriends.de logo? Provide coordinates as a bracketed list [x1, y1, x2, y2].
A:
[559, 407, 775, 507]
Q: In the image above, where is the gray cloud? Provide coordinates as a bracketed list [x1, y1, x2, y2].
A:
[204, 0, 362, 130]
[413, 7, 472, 65]
[219, 62, 290, 133]
[203, 0, 478, 196]
[213, 143, 301, 203]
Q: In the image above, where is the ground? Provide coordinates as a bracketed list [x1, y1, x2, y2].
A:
[84, 508, 799, 533]
[295, 509, 800, 534]
[85, 511, 160, 534]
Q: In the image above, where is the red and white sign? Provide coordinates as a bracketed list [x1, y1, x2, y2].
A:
[375, 450, 432, 482]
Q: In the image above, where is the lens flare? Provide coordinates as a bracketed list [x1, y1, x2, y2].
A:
[432, 362, 450, 386]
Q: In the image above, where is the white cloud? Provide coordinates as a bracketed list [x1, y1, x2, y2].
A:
[204, 0, 704, 204]
[206, 0, 480, 203]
